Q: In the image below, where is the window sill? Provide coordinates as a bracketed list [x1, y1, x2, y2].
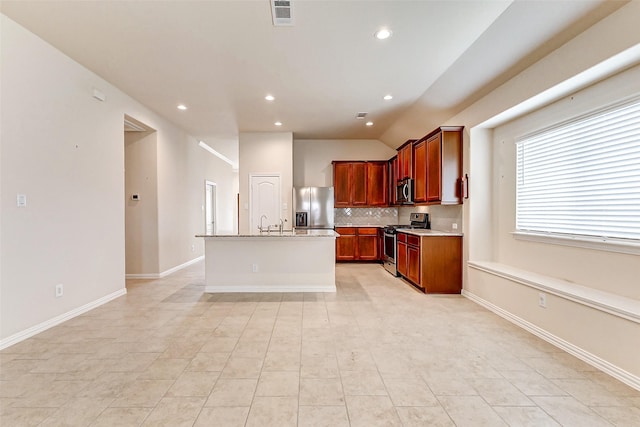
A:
[467, 260, 640, 324]
[512, 231, 640, 256]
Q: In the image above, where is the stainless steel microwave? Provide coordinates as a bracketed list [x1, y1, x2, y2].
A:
[396, 178, 413, 204]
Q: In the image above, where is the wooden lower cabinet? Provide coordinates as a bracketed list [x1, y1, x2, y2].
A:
[396, 233, 462, 293]
[397, 236, 407, 277]
[357, 228, 379, 261]
[421, 236, 462, 293]
[407, 245, 420, 284]
[336, 228, 357, 261]
[398, 233, 420, 285]
[335, 227, 381, 262]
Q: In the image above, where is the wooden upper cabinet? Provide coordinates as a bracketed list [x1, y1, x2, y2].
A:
[366, 161, 387, 206]
[333, 162, 352, 207]
[410, 126, 463, 205]
[332, 161, 387, 207]
[429, 127, 462, 204]
[352, 162, 367, 206]
[397, 140, 414, 180]
[388, 156, 398, 205]
[413, 140, 427, 203]
[426, 134, 442, 202]
[333, 161, 366, 207]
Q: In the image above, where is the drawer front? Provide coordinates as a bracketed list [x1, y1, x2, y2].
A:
[397, 233, 407, 243]
[358, 227, 379, 235]
[407, 235, 420, 246]
[336, 227, 356, 235]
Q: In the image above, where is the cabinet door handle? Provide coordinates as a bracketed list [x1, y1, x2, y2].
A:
[461, 174, 469, 199]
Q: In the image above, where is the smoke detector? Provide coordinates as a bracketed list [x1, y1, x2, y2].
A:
[271, 0, 293, 26]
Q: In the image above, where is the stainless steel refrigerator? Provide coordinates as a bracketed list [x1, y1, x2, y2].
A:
[293, 187, 334, 229]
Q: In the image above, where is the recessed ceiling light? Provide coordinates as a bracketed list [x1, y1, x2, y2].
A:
[177, 104, 187, 110]
[366, 121, 374, 126]
[383, 94, 393, 100]
[275, 121, 282, 126]
[265, 95, 275, 101]
[374, 28, 392, 40]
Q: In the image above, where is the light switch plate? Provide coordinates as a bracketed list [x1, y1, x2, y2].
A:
[17, 194, 27, 207]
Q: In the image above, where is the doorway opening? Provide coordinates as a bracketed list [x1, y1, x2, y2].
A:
[124, 115, 158, 277]
[205, 181, 217, 235]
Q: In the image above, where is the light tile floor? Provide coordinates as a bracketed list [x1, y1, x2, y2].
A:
[1, 262, 639, 426]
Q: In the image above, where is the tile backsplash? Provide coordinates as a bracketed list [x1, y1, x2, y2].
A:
[335, 205, 463, 231]
[398, 205, 462, 232]
[334, 207, 398, 226]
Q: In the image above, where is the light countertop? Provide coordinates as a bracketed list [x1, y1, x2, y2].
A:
[334, 224, 385, 228]
[197, 229, 338, 238]
[397, 228, 463, 237]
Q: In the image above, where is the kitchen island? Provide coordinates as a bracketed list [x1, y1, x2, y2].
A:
[196, 229, 337, 293]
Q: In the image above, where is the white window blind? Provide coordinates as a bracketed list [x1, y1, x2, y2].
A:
[516, 96, 640, 242]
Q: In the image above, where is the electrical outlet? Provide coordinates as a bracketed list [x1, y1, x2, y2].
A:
[452, 223, 458, 230]
[252, 264, 258, 273]
[55, 284, 64, 298]
[538, 292, 547, 308]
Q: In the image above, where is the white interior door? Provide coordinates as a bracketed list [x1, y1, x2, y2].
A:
[250, 174, 281, 233]
[205, 181, 216, 235]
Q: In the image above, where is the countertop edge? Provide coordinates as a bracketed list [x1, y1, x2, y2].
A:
[397, 229, 463, 237]
[334, 224, 385, 228]
[196, 231, 338, 238]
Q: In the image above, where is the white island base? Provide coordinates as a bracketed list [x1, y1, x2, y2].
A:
[199, 230, 337, 293]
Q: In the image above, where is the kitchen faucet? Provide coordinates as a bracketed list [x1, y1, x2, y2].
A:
[259, 214, 268, 233]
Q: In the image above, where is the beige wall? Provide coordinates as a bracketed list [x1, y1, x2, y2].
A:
[293, 139, 396, 187]
[0, 14, 238, 342]
[125, 123, 238, 276]
[491, 63, 640, 300]
[435, 2, 640, 382]
[1, 15, 126, 340]
[2, 1, 639, 381]
[238, 132, 293, 234]
[156, 127, 238, 272]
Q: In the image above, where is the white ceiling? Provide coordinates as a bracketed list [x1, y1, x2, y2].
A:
[1, 0, 624, 157]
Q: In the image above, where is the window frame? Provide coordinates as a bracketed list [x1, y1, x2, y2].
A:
[513, 95, 640, 255]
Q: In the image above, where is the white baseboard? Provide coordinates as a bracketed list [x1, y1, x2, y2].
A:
[462, 289, 640, 392]
[0, 288, 127, 351]
[126, 256, 204, 279]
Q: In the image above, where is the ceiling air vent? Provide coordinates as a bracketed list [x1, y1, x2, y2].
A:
[356, 112, 368, 120]
[271, 0, 293, 26]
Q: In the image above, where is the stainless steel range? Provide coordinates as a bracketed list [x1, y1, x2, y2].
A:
[383, 213, 430, 276]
